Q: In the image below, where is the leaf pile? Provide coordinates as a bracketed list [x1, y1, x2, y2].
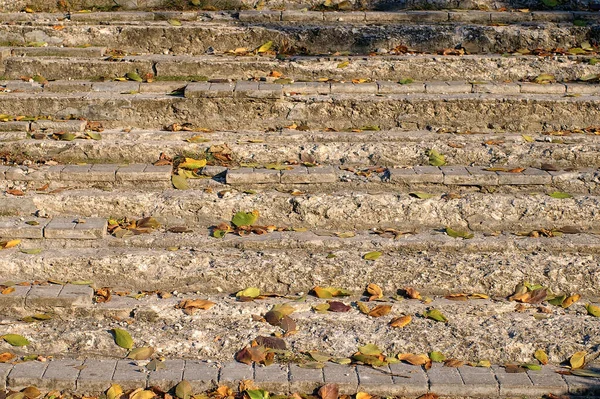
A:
[508, 282, 547, 304]
[107, 216, 161, 238]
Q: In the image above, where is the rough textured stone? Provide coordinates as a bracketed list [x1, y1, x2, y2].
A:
[458, 366, 499, 397]
[0, 363, 12, 390]
[323, 364, 358, 394]
[184, 361, 219, 392]
[148, 360, 185, 391]
[7, 361, 47, 389]
[289, 364, 323, 393]
[0, 218, 47, 238]
[218, 362, 253, 389]
[389, 362, 428, 396]
[427, 363, 465, 396]
[493, 365, 534, 397]
[356, 365, 396, 396]
[254, 364, 290, 393]
[113, 360, 148, 390]
[40, 359, 84, 391]
[526, 367, 569, 396]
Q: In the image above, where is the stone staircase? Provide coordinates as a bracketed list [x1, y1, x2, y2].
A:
[1, 1, 600, 398]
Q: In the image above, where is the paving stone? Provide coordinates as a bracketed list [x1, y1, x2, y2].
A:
[0, 363, 12, 390]
[238, 10, 282, 22]
[526, 367, 569, 396]
[281, 166, 310, 183]
[40, 359, 84, 391]
[142, 164, 172, 181]
[566, 83, 600, 95]
[42, 165, 66, 180]
[26, 284, 63, 307]
[356, 365, 396, 396]
[32, 119, 87, 132]
[88, 164, 119, 182]
[563, 371, 600, 395]
[5, 166, 46, 181]
[331, 82, 378, 94]
[7, 361, 48, 389]
[427, 363, 465, 397]
[184, 82, 212, 98]
[234, 81, 282, 99]
[458, 366, 499, 397]
[207, 82, 235, 98]
[61, 164, 92, 181]
[72, 218, 107, 239]
[153, 11, 198, 21]
[441, 166, 471, 185]
[406, 11, 449, 22]
[43, 80, 95, 93]
[254, 364, 290, 393]
[389, 168, 421, 184]
[0, 218, 47, 238]
[226, 168, 280, 184]
[472, 82, 521, 94]
[0, 165, 8, 179]
[5, 81, 43, 92]
[148, 360, 185, 391]
[184, 361, 219, 392]
[493, 365, 535, 397]
[490, 11, 532, 22]
[388, 362, 428, 397]
[289, 364, 323, 393]
[549, 170, 582, 184]
[376, 81, 425, 94]
[283, 82, 330, 95]
[531, 11, 573, 22]
[92, 81, 140, 93]
[323, 12, 365, 22]
[365, 11, 415, 22]
[0, 284, 30, 307]
[307, 166, 337, 183]
[466, 166, 500, 186]
[218, 362, 253, 389]
[70, 11, 154, 22]
[519, 82, 566, 94]
[58, 284, 94, 306]
[113, 360, 148, 390]
[13, 47, 106, 57]
[0, 121, 30, 132]
[449, 11, 490, 23]
[202, 165, 228, 177]
[0, 47, 10, 60]
[497, 168, 550, 185]
[323, 363, 358, 394]
[116, 164, 147, 181]
[257, 83, 284, 99]
[413, 165, 444, 183]
[426, 81, 472, 94]
[282, 11, 323, 21]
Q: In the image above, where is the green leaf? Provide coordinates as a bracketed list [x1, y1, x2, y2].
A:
[548, 294, 566, 306]
[59, 132, 76, 141]
[522, 135, 534, 143]
[571, 369, 600, 378]
[212, 229, 226, 238]
[409, 192, 434, 199]
[574, 19, 587, 26]
[351, 353, 387, 367]
[125, 72, 143, 82]
[175, 380, 192, 399]
[428, 149, 446, 166]
[172, 174, 189, 190]
[232, 211, 259, 227]
[398, 78, 414, 85]
[112, 328, 133, 349]
[424, 308, 448, 323]
[146, 359, 166, 371]
[568, 47, 586, 55]
[20, 248, 42, 254]
[549, 191, 572, 199]
[534, 74, 555, 84]
[429, 351, 446, 362]
[246, 390, 269, 399]
[257, 41, 273, 53]
[522, 363, 542, 371]
[337, 61, 350, 68]
[590, 58, 599, 65]
[446, 227, 474, 239]
[360, 125, 380, 131]
[127, 347, 154, 360]
[168, 19, 182, 26]
[363, 251, 382, 261]
[85, 131, 102, 140]
[236, 287, 260, 298]
[586, 303, 600, 317]
[2, 334, 29, 346]
[358, 343, 382, 356]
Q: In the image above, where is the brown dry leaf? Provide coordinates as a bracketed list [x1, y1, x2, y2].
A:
[366, 283, 383, 301]
[508, 167, 525, 173]
[0, 240, 21, 250]
[269, 70, 283, 78]
[6, 189, 25, 196]
[368, 304, 392, 317]
[445, 293, 468, 301]
[216, 386, 233, 397]
[0, 352, 15, 362]
[444, 359, 464, 367]
[390, 315, 412, 328]
[484, 140, 504, 145]
[95, 287, 112, 303]
[404, 287, 421, 300]
[398, 353, 430, 366]
[416, 394, 439, 399]
[1, 287, 15, 295]
[327, 301, 351, 312]
[355, 393, 371, 399]
[357, 301, 370, 314]
[318, 383, 339, 399]
[176, 299, 216, 315]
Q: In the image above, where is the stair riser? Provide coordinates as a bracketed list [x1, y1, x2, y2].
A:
[2, 192, 599, 232]
[1, 95, 600, 132]
[0, 24, 594, 55]
[4, 55, 600, 83]
[4, 137, 600, 169]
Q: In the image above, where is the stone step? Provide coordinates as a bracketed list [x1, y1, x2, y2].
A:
[0, 217, 106, 239]
[1, 221, 599, 294]
[0, 90, 599, 132]
[2, 188, 598, 233]
[3, 53, 600, 83]
[0, 288, 599, 367]
[0, 16, 595, 55]
[4, 128, 600, 169]
[0, 358, 596, 398]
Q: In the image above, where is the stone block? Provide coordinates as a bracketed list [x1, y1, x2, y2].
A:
[254, 364, 290, 393]
[140, 82, 188, 94]
[426, 81, 472, 94]
[497, 168, 550, 185]
[43, 80, 95, 93]
[289, 364, 323, 393]
[13, 47, 105, 58]
[113, 360, 148, 391]
[0, 284, 30, 307]
[183, 361, 219, 392]
[490, 11, 532, 22]
[389, 362, 428, 396]
[307, 166, 336, 183]
[441, 166, 471, 185]
[526, 367, 568, 396]
[0, 363, 12, 390]
[218, 362, 253, 389]
[88, 164, 119, 182]
[202, 166, 228, 177]
[142, 164, 172, 181]
[377, 81, 425, 94]
[331, 82, 378, 94]
[0, 218, 47, 238]
[40, 359, 84, 391]
[323, 12, 365, 22]
[519, 83, 566, 94]
[61, 165, 92, 181]
[238, 11, 282, 22]
[563, 371, 600, 395]
[0, 165, 8, 179]
[281, 166, 310, 183]
[5, 166, 44, 181]
[58, 284, 94, 306]
[92, 82, 140, 93]
[73, 218, 107, 239]
[70, 11, 154, 22]
[356, 365, 395, 396]
[493, 365, 534, 397]
[405, 11, 449, 22]
[566, 84, 600, 95]
[0, 121, 30, 132]
[323, 363, 358, 394]
[531, 11, 573, 22]
[282, 11, 323, 21]
[466, 166, 500, 186]
[148, 360, 185, 391]
[8, 361, 48, 389]
[449, 11, 490, 23]
[427, 364, 465, 397]
[226, 168, 280, 184]
[389, 168, 420, 184]
[283, 82, 330, 95]
[184, 82, 211, 98]
[365, 11, 414, 22]
[413, 166, 444, 183]
[458, 366, 499, 397]
[5, 81, 43, 92]
[472, 82, 520, 94]
[257, 83, 284, 99]
[207, 82, 235, 98]
[26, 284, 62, 308]
[116, 164, 147, 181]
[153, 11, 198, 21]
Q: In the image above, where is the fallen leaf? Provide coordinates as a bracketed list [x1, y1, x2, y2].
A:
[1, 334, 29, 346]
[106, 384, 123, 399]
[232, 211, 259, 227]
[327, 301, 351, 312]
[176, 299, 215, 314]
[445, 227, 474, 239]
[236, 287, 260, 299]
[6, 189, 24, 196]
[368, 304, 392, 317]
[424, 308, 448, 323]
[428, 149, 446, 166]
[562, 294, 581, 308]
[444, 359, 464, 367]
[128, 347, 154, 360]
[366, 283, 383, 301]
[409, 192, 435, 199]
[429, 351, 446, 362]
[317, 384, 339, 399]
[363, 251, 382, 261]
[570, 351, 586, 369]
[0, 352, 15, 362]
[398, 353, 430, 366]
[337, 61, 349, 68]
[404, 287, 421, 300]
[168, 19, 182, 26]
[112, 328, 133, 349]
[586, 303, 600, 317]
[179, 158, 207, 170]
[257, 41, 273, 53]
[171, 175, 189, 190]
[175, 380, 192, 399]
[534, 349, 549, 365]
[131, 390, 155, 399]
[549, 191, 573, 199]
[390, 315, 412, 328]
[358, 343, 382, 356]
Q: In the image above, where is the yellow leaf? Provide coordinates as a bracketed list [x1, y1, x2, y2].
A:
[179, 158, 207, 170]
[586, 303, 600, 317]
[130, 390, 156, 399]
[522, 134, 534, 143]
[106, 384, 123, 399]
[397, 353, 430, 366]
[337, 61, 350, 68]
[562, 294, 581, 308]
[356, 393, 371, 399]
[390, 315, 412, 328]
[257, 41, 273, 53]
[570, 351, 586, 369]
[534, 349, 548, 365]
[366, 283, 383, 301]
[0, 240, 20, 249]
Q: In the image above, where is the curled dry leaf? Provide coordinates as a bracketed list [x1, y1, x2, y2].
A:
[366, 283, 383, 301]
[403, 287, 421, 300]
[95, 287, 112, 303]
[0, 240, 21, 250]
[318, 383, 339, 399]
[390, 315, 412, 328]
[398, 353, 430, 366]
[176, 299, 216, 315]
[444, 359, 464, 367]
[368, 304, 392, 317]
[327, 301, 351, 312]
[106, 384, 123, 399]
[0, 352, 15, 362]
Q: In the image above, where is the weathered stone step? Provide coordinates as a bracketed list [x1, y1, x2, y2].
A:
[1, 287, 599, 367]
[4, 53, 600, 83]
[0, 90, 599, 132]
[0, 358, 596, 398]
[2, 187, 599, 235]
[0, 217, 106, 239]
[4, 128, 600, 169]
[0, 17, 594, 55]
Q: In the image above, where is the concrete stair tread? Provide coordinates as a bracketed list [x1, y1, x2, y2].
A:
[0, 288, 599, 366]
